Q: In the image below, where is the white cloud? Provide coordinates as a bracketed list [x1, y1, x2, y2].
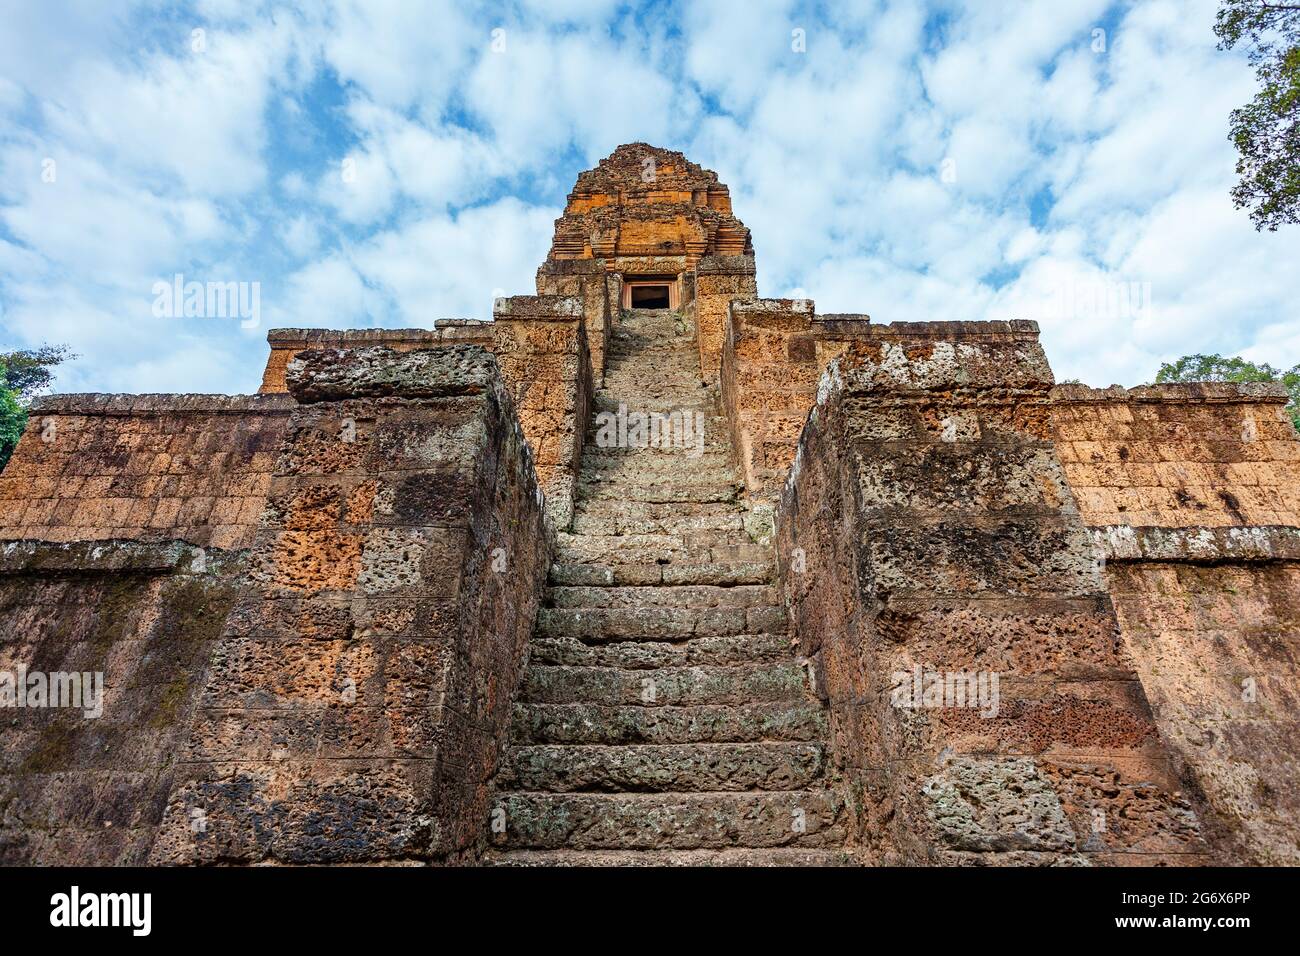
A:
[279, 216, 323, 258]
[319, 0, 478, 114]
[42, 22, 303, 198]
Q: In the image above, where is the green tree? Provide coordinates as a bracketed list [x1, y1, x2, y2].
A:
[1156, 352, 1300, 429]
[0, 345, 75, 400]
[0, 388, 23, 469]
[0, 345, 75, 471]
[1215, 1, 1300, 230]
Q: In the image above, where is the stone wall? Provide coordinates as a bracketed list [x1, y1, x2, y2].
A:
[0, 394, 293, 550]
[0, 540, 244, 864]
[0, 393, 285, 864]
[722, 303, 1049, 510]
[258, 296, 592, 531]
[490, 296, 592, 530]
[1051, 382, 1300, 528]
[694, 256, 758, 385]
[536, 259, 612, 386]
[721, 298, 841, 508]
[1103, 556, 1300, 865]
[147, 345, 548, 864]
[259, 326, 493, 394]
[720, 302, 1044, 537]
[0, 346, 549, 865]
[776, 331, 1210, 865]
[1054, 383, 1300, 864]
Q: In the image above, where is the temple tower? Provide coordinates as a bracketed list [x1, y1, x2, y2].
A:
[535, 144, 757, 386]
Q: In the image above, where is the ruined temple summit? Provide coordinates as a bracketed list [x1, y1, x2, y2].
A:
[3, 145, 1299, 866]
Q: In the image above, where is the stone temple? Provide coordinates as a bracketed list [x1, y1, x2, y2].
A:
[2, 144, 1299, 866]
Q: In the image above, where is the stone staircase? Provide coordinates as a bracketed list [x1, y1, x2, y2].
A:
[485, 308, 846, 866]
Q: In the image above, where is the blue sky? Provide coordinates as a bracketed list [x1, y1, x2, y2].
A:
[2, 0, 1298, 395]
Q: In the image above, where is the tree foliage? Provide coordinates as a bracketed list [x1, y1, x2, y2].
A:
[0, 345, 75, 471]
[0, 345, 75, 401]
[0, 388, 23, 470]
[1156, 352, 1300, 429]
[1215, 1, 1300, 230]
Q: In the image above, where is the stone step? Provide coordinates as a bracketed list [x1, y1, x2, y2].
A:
[579, 458, 736, 483]
[606, 336, 694, 348]
[575, 496, 744, 512]
[546, 583, 777, 610]
[599, 377, 702, 389]
[528, 633, 791, 669]
[593, 392, 706, 407]
[549, 560, 775, 588]
[592, 395, 723, 417]
[579, 451, 729, 471]
[591, 395, 718, 411]
[600, 376, 700, 389]
[483, 847, 854, 866]
[555, 532, 769, 565]
[592, 390, 707, 403]
[535, 604, 785, 641]
[570, 510, 745, 537]
[607, 325, 693, 341]
[500, 742, 825, 792]
[578, 472, 740, 494]
[610, 314, 691, 327]
[489, 790, 845, 850]
[582, 431, 728, 450]
[577, 481, 741, 504]
[570, 499, 745, 518]
[510, 702, 828, 745]
[555, 530, 687, 556]
[578, 450, 736, 470]
[519, 661, 810, 707]
[598, 383, 702, 396]
[604, 354, 695, 360]
[580, 442, 732, 460]
[582, 446, 732, 466]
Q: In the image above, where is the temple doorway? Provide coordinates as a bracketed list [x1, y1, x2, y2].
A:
[622, 276, 679, 310]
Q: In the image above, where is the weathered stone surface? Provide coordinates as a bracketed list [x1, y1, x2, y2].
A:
[502, 743, 825, 792]
[920, 758, 1078, 854]
[487, 847, 855, 866]
[286, 345, 498, 402]
[546, 583, 776, 609]
[0, 345, 549, 865]
[261, 301, 592, 532]
[148, 346, 549, 864]
[527, 633, 790, 669]
[520, 662, 809, 707]
[491, 790, 844, 850]
[1050, 382, 1300, 528]
[1106, 559, 1300, 864]
[511, 702, 828, 745]
[537, 606, 752, 640]
[0, 549, 244, 864]
[776, 334, 1211, 865]
[0, 394, 291, 550]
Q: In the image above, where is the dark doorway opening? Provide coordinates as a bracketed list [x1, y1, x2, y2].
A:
[630, 284, 671, 309]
